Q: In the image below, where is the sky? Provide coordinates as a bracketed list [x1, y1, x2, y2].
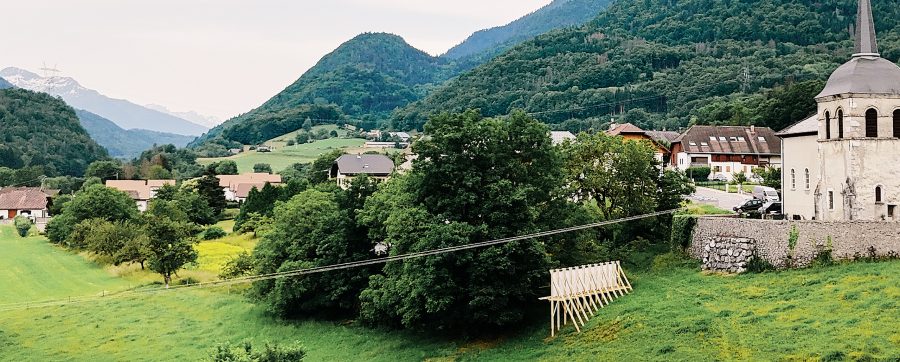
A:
[2, 0, 552, 122]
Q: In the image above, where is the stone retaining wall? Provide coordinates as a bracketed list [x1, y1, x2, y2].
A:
[689, 218, 900, 271]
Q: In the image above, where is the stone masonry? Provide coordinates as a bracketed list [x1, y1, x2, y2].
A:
[689, 217, 900, 272]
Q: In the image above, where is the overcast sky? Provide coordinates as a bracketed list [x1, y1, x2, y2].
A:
[3, 0, 552, 121]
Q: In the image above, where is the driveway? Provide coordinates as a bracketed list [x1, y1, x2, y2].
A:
[688, 187, 752, 211]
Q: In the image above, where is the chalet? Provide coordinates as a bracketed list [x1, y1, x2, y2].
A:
[216, 173, 282, 202]
[330, 154, 394, 189]
[105, 179, 175, 212]
[550, 131, 576, 145]
[606, 123, 677, 163]
[670, 125, 781, 181]
[0, 187, 52, 220]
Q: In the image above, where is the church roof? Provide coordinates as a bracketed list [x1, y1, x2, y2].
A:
[817, 0, 900, 98]
[776, 114, 818, 138]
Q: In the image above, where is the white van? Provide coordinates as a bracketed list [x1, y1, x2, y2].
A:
[753, 186, 780, 202]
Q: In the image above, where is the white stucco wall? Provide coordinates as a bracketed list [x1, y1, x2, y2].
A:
[782, 134, 818, 220]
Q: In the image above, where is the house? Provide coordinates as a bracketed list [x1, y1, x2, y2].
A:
[0, 187, 52, 220]
[670, 125, 781, 180]
[781, 0, 900, 221]
[550, 131, 576, 145]
[330, 154, 394, 189]
[216, 173, 282, 202]
[365, 141, 408, 149]
[606, 123, 676, 163]
[389, 132, 411, 142]
[105, 179, 175, 212]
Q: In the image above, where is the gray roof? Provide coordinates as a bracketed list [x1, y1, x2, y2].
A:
[817, 56, 900, 98]
[673, 126, 781, 155]
[776, 114, 818, 138]
[855, 0, 878, 55]
[335, 154, 394, 176]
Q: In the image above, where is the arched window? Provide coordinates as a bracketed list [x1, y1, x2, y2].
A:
[837, 109, 844, 139]
[804, 169, 810, 190]
[791, 169, 796, 189]
[866, 108, 878, 137]
[894, 109, 900, 138]
[825, 111, 831, 139]
[876, 186, 883, 203]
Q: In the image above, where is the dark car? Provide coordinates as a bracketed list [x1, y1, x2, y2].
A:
[734, 199, 764, 213]
[748, 201, 783, 219]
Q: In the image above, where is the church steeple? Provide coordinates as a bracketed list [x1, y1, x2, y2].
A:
[854, 0, 879, 56]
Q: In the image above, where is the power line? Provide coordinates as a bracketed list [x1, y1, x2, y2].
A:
[0, 208, 683, 312]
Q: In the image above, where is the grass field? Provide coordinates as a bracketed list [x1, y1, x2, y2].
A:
[198, 137, 367, 173]
[1, 225, 898, 361]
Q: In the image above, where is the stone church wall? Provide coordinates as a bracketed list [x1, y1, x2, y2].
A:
[689, 217, 900, 272]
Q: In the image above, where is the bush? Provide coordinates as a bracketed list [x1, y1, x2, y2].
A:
[220, 252, 254, 279]
[13, 216, 32, 237]
[746, 254, 776, 273]
[286, 140, 296, 146]
[202, 226, 227, 240]
[209, 340, 306, 362]
[686, 166, 711, 181]
[669, 215, 698, 252]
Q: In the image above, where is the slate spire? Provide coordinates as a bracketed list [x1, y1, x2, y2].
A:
[854, 0, 879, 56]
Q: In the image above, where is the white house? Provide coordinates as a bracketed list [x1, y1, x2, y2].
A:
[670, 125, 781, 181]
[217, 173, 282, 202]
[778, 115, 819, 220]
[106, 179, 175, 212]
[0, 187, 51, 220]
[330, 154, 394, 189]
[781, 0, 900, 221]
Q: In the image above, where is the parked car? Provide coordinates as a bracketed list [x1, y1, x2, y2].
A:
[710, 174, 729, 182]
[748, 201, 783, 219]
[734, 199, 765, 214]
[752, 186, 780, 202]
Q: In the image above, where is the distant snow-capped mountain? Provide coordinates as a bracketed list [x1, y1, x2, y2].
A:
[145, 104, 221, 128]
[0, 67, 208, 136]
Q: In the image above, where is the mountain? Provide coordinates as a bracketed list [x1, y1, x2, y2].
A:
[0, 67, 208, 136]
[75, 109, 196, 159]
[192, 32, 451, 146]
[443, 0, 612, 64]
[393, 0, 900, 132]
[0, 88, 108, 176]
[145, 104, 221, 128]
[0, 77, 11, 89]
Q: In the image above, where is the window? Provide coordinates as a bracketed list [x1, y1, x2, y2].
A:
[709, 136, 716, 141]
[889, 205, 896, 219]
[701, 142, 709, 146]
[758, 136, 766, 142]
[828, 191, 835, 210]
[737, 137, 745, 141]
[837, 109, 844, 139]
[894, 110, 900, 137]
[804, 169, 810, 190]
[866, 108, 878, 137]
[719, 137, 726, 141]
[876, 186, 883, 203]
[791, 169, 796, 189]
[825, 111, 831, 139]
[726, 166, 731, 172]
[689, 141, 697, 146]
[729, 137, 738, 142]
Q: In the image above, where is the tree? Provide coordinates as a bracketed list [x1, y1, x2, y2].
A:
[13, 216, 31, 237]
[210, 340, 306, 362]
[196, 172, 226, 216]
[46, 184, 139, 244]
[302, 117, 313, 131]
[146, 164, 173, 179]
[754, 166, 782, 190]
[210, 160, 239, 175]
[234, 183, 282, 230]
[733, 171, 749, 187]
[308, 150, 343, 185]
[295, 132, 310, 144]
[359, 110, 558, 331]
[253, 163, 273, 174]
[175, 189, 217, 225]
[144, 216, 197, 288]
[253, 189, 372, 316]
[85, 161, 123, 181]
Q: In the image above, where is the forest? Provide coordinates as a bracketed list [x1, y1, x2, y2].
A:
[392, 0, 900, 132]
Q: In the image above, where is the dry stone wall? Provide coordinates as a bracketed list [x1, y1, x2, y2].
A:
[689, 217, 900, 271]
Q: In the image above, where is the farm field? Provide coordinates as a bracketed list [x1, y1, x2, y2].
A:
[197, 137, 367, 173]
[1, 225, 898, 361]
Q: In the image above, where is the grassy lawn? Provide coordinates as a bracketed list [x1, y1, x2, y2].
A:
[1, 225, 898, 361]
[703, 183, 757, 194]
[197, 137, 367, 173]
[683, 202, 734, 215]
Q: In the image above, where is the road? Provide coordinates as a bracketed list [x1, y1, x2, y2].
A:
[687, 187, 752, 211]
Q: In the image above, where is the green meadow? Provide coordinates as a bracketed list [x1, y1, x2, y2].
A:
[0, 225, 898, 361]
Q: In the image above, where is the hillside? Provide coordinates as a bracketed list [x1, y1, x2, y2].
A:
[0, 88, 108, 176]
[443, 0, 612, 64]
[0, 67, 208, 136]
[75, 109, 196, 159]
[393, 0, 900, 132]
[0, 77, 11, 89]
[1, 223, 897, 360]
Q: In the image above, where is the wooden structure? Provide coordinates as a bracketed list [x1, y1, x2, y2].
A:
[540, 261, 632, 337]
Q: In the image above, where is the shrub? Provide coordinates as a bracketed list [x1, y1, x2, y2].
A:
[686, 166, 711, 181]
[286, 140, 296, 146]
[202, 226, 227, 240]
[811, 236, 834, 267]
[209, 340, 306, 362]
[669, 215, 698, 252]
[13, 216, 32, 237]
[220, 252, 254, 279]
[746, 254, 776, 273]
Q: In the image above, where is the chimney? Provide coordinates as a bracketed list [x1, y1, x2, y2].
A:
[609, 123, 617, 131]
[750, 125, 756, 134]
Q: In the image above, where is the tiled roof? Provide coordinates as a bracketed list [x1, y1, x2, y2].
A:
[550, 131, 576, 145]
[105, 179, 175, 200]
[606, 123, 645, 136]
[674, 125, 781, 155]
[0, 188, 49, 210]
[645, 130, 681, 143]
[776, 115, 818, 138]
[334, 155, 394, 176]
[234, 182, 268, 199]
[217, 173, 282, 189]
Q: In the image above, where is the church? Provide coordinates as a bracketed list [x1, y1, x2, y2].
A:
[780, 0, 900, 221]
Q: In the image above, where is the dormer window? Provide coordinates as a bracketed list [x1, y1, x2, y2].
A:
[758, 137, 766, 142]
[729, 137, 738, 142]
[700, 142, 708, 146]
[689, 141, 697, 146]
[719, 137, 726, 141]
[709, 136, 716, 141]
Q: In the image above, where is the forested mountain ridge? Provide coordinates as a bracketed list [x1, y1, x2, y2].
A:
[191, 33, 448, 147]
[0, 88, 108, 176]
[75, 109, 196, 159]
[393, 0, 900, 133]
[443, 0, 612, 64]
